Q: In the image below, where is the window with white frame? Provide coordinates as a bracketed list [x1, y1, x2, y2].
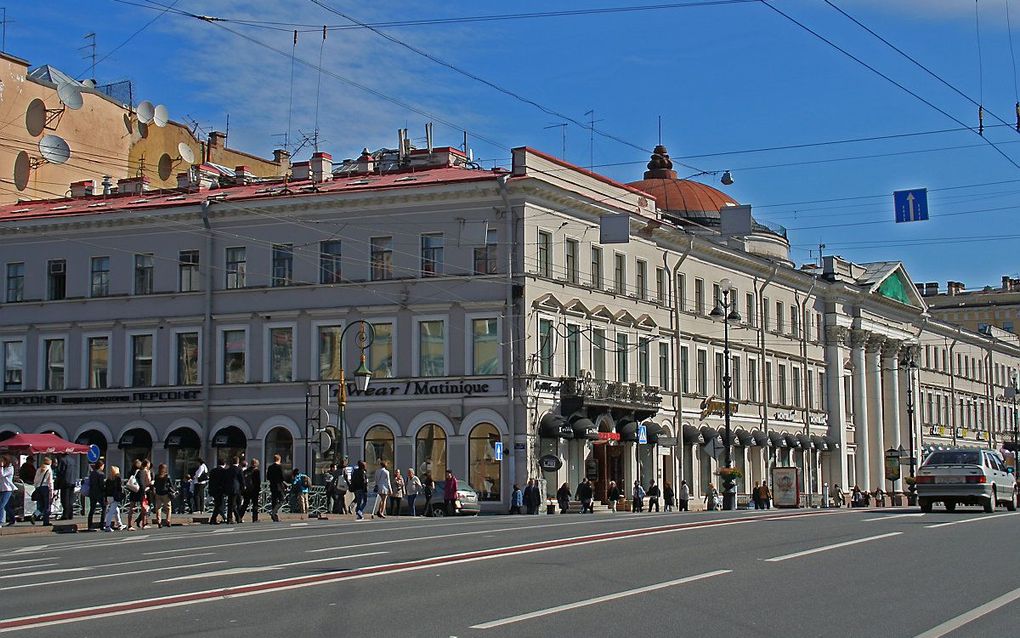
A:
[537, 231, 552, 278]
[745, 292, 756, 327]
[538, 319, 554, 376]
[87, 336, 109, 388]
[179, 250, 200, 292]
[222, 329, 246, 384]
[779, 363, 788, 405]
[565, 324, 580, 377]
[421, 233, 444, 277]
[677, 273, 686, 312]
[714, 352, 724, 396]
[418, 320, 446, 377]
[616, 333, 629, 382]
[473, 229, 498, 275]
[319, 240, 342, 284]
[91, 256, 110, 297]
[655, 267, 666, 305]
[614, 253, 626, 294]
[369, 322, 394, 378]
[3, 340, 23, 390]
[680, 345, 690, 393]
[636, 260, 647, 300]
[131, 334, 154, 387]
[658, 342, 670, 391]
[6, 263, 24, 303]
[44, 338, 64, 390]
[371, 237, 393, 281]
[565, 239, 579, 284]
[134, 253, 154, 295]
[472, 318, 500, 375]
[225, 247, 246, 289]
[268, 327, 294, 382]
[317, 325, 341, 380]
[271, 244, 294, 287]
[48, 259, 66, 301]
[592, 328, 606, 380]
[176, 332, 199, 386]
[694, 278, 705, 315]
[638, 337, 650, 385]
[732, 355, 741, 400]
[748, 358, 759, 402]
[792, 365, 801, 407]
[696, 349, 707, 395]
[590, 246, 603, 289]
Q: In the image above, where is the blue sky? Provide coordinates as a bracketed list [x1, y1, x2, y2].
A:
[9, 0, 1020, 289]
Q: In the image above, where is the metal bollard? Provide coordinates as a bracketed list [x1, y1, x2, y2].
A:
[822, 482, 828, 508]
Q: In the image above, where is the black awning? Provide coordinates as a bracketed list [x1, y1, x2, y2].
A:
[750, 430, 767, 447]
[75, 430, 107, 449]
[768, 431, 788, 448]
[823, 435, 840, 450]
[735, 429, 753, 447]
[617, 418, 638, 442]
[682, 423, 702, 444]
[644, 422, 663, 444]
[118, 428, 153, 450]
[785, 433, 802, 449]
[540, 413, 571, 439]
[797, 433, 813, 449]
[164, 427, 201, 449]
[811, 434, 829, 451]
[700, 426, 717, 443]
[211, 426, 246, 448]
[568, 412, 598, 441]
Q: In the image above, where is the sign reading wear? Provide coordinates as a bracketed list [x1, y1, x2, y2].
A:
[493, 441, 503, 461]
[894, 188, 928, 223]
[638, 425, 648, 445]
[87, 444, 101, 463]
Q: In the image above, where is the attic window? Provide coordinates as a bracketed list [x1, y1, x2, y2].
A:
[49, 205, 71, 211]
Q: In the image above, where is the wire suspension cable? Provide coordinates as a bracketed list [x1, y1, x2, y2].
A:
[1007, 0, 1020, 130]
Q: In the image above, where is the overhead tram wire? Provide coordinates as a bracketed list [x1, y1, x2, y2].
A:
[76, 0, 183, 79]
[759, 0, 1020, 171]
[1007, 0, 1020, 130]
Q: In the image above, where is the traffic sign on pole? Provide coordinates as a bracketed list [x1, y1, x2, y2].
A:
[894, 188, 929, 223]
[494, 441, 503, 461]
[638, 425, 648, 445]
[87, 444, 100, 463]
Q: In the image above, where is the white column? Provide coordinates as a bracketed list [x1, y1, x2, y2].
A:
[825, 325, 851, 491]
[882, 340, 903, 494]
[867, 335, 886, 493]
[850, 329, 870, 490]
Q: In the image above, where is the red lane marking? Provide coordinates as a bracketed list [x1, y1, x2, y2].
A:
[0, 509, 831, 630]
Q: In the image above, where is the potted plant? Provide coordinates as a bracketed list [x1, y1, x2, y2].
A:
[717, 467, 743, 491]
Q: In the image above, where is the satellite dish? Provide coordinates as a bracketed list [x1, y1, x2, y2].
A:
[82, 79, 96, 88]
[178, 142, 195, 164]
[152, 104, 169, 128]
[317, 430, 333, 451]
[137, 101, 155, 124]
[157, 153, 173, 180]
[38, 134, 71, 165]
[25, 99, 47, 137]
[56, 81, 83, 110]
[13, 151, 30, 190]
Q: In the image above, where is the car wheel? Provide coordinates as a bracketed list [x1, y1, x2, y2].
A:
[1005, 494, 1017, 512]
[984, 487, 996, 513]
[944, 500, 957, 513]
[919, 498, 932, 513]
[431, 505, 446, 517]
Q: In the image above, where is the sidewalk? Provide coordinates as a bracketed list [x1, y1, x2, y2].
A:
[0, 511, 358, 537]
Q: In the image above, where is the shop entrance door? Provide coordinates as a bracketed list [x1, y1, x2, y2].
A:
[594, 443, 625, 503]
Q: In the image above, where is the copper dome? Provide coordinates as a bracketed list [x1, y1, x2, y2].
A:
[626, 144, 738, 214]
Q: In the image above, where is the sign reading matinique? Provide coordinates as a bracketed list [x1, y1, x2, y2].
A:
[346, 379, 504, 399]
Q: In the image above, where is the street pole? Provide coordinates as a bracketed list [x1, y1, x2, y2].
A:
[330, 321, 375, 476]
[904, 349, 918, 505]
[711, 278, 741, 511]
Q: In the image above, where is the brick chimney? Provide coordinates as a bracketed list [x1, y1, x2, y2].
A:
[291, 161, 310, 181]
[208, 131, 227, 149]
[234, 165, 255, 184]
[947, 281, 965, 296]
[70, 179, 97, 198]
[117, 176, 150, 195]
[273, 149, 291, 172]
[310, 152, 333, 183]
[355, 147, 375, 174]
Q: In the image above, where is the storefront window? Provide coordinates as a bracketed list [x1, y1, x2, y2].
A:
[364, 425, 394, 488]
[223, 330, 246, 384]
[265, 427, 294, 475]
[414, 424, 447, 480]
[269, 327, 293, 382]
[472, 318, 500, 375]
[418, 320, 445, 377]
[165, 427, 200, 480]
[469, 423, 501, 501]
[87, 336, 108, 389]
[177, 332, 199, 385]
[369, 322, 393, 378]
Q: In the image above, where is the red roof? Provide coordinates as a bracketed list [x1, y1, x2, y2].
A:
[0, 166, 505, 223]
[627, 176, 737, 214]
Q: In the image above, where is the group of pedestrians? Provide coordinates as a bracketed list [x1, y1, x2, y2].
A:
[554, 477, 598, 514]
[344, 460, 455, 520]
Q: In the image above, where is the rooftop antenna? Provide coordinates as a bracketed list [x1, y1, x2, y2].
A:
[462, 130, 473, 161]
[543, 123, 567, 158]
[584, 109, 603, 172]
[1, 8, 14, 53]
[313, 25, 326, 153]
[425, 122, 433, 154]
[818, 242, 826, 268]
[225, 113, 229, 143]
[657, 115, 662, 145]
[80, 33, 97, 82]
[286, 29, 297, 153]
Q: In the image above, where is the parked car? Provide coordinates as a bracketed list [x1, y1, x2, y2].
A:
[915, 448, 1017, 513]
[403, 480, 480, 517]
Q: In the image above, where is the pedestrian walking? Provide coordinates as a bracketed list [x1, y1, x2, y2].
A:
[226, 457, 244, 523]
[751, 481, 762, 509]
[192, 458, 209, 513]
[86, 460, 107, 530]
[525, 479, 541, 515]
[663, 481, 675, 512]
[180, 474, 194, 514]
[678, 480, 690, 511]
[443, 470, 459, 516]
[291, 468, 311, 515]
[1, 455, 15, 526]
[830, 483, 845, 508]
[135, 459, 154, 529]
[207, 458, 227, 525]
[756, 481, 772, 510]
[390, 469, 405, 516]
[422, 471, 435, 517]
[324, 463, 340, 515]
[577, 478, 594, 514]
[556, 482, 571, 514]
[102, 466, 123, 532]
[55, 454, 75, 520]
[123, 459, 142, 529]
[33, 457, 54, 526]
[240, 459, 261, 522]
[608, 480, 621, 512]
[336, 462, 351, 514]
[705, 483, 719, 511]
[266, 454, 286, 521]
[509, 483, 523, 514]
[632, 480, 645, 513]
[351, 460, 369, 520]
[372, 461, 391, 519]
[406, 469, 421, 516]
[18, 456, 35, 483]
[647, 480, 661, 512]
[153, 463, 175, 528]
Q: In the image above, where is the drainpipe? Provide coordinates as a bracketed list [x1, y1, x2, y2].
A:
[983, 338, 994, 449]
[200, 200, 214, 463]
[665, 236, 694, 499]
[796, 280, 816, 505]
[758, 265, 780, 486]
[497, 175, 517, 495]
[948, 336, 958, 446]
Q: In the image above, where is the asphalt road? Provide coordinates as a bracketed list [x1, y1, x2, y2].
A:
[0, 505, 1017, 637]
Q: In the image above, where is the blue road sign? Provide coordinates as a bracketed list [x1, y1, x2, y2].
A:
[638, 424, 648, 445]
[493, 441, 503, 461]
[894, 188, 929, 223]
[87, 444, 101, 463]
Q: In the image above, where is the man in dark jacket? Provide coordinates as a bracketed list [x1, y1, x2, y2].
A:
[239, 459, 261, 522]
[265, 454, 285, 522]
[350, 460, 368, 520]
[86, 460, 106, 530]
[576, 478, 594, 514]
[207, 459, 227, 524]
[224, 457, 244, 523]
[56, 455, 76, 520]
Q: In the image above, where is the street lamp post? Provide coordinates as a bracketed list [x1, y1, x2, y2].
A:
[903, 348, 918, 505]
[331, 321, 375, 468]
[1009, 370, 1019, 496]
[710, 278, 741, 511]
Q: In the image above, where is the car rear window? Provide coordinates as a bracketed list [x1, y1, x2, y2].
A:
[924, 451, 981, 466]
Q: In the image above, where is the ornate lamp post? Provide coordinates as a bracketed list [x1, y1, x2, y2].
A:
[332, 321, 375, 465]
[710, 278, 741, 510]
[902, 347, 919, 505]
[1008, 370, 1019, 498]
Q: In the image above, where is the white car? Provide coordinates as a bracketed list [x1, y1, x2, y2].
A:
[915, 448, 1018, 513]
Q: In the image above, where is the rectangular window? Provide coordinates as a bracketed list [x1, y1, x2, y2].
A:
[538, 319, 554, 376]
[763, 298, 770, 332]
[779, 363, 788, 405]
[655, 267, 667, 305]
[176, 332, 199, 386]
[179, 250, 200, 292]
[680, 345, 690, 393]
[748, 359, 759, 402]
[592, 328, 606, 381]
[616, 333, 629, 381]
[790, 306, 799, 338]
[745, 292, 756, 327]
[819, 371, 826, 410]
[694, 278, 705, 315]
[677, 273, 686, 312]
[565, 239, 579, 284]
[48, 259, 66, 301]
[271, 244, 294, 287]
[776, 302, 784, 334]
[90, 256, 110, 297]
[537, 230, 552, 278]
[318, 326, 341, 381]
[418, 320, 446, 377]
[3, 341, 23, 390]
[319, 240, 342, 284]
[421, 233, 444, 277]
[131, 334, 153, 387]
[371, 237, 393, 281]
[222, 330, 246, 384]
[696, 349, 707, 395]
[712, 283, 722, 312]
[658, 342, 670, 391]
[614, 254, 626, 294]
[792, 366, 801, 407]
[369, 322, 394, 378]
[807, 369, 815, 409]
[732, 356, 741, 401]
[844, 376, 853, 417]
[714, 352, 725, 396]
[5, 263, 24, 303]
[268, 327, 293, 382]
[636, 260, 647, 300]
[473, 318, 500, 375]
[87, 336, 109, 389]
[590, 246, 603, 289]
[134, 254, 154, 295]
[638, 337, 650, 385]
[766, 361, 774, 403]
[473, 229, 498, 275]
[565, 325, 580, 377]
[225, 247, 246, 289]
[44, 339, 64, 390]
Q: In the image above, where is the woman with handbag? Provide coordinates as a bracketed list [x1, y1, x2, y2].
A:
[134, 459, 153, 530]
[153, 464, 174, 528]
[422, 471, 435, 517]
[103, 466, 124, 532]
[125, 459, 142, 530]
[32, 457, 54, 526]
[389, 469, 404, 516]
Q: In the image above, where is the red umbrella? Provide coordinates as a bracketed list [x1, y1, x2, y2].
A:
[0, 433, 90, 455]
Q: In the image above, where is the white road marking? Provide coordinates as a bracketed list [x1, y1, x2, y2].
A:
[11, 546, 48, 554]
[924, 512, 1020, 528]
[0, 567, 91, 580]
[0, 562, 225, 592]
[863, 513, 925, 522]
[290, 523, 309, 527]
[470, 570, 732, 629]
[913, 586, 1020, 638]
[152, 551, 387, 583]
[764, 532, 902, 562]
[211, 527, 234, 533]
[0, 557, 58, 566]
[0, 563, 58, 571]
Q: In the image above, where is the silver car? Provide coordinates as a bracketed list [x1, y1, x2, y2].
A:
[915, 448, 1018, 513]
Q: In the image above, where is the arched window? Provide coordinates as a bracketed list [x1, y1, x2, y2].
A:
[265, 427, 294, 475]
[364, 425, 394, 487]
[468, 423, 501, 501]
[414, 424, 447, 481]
